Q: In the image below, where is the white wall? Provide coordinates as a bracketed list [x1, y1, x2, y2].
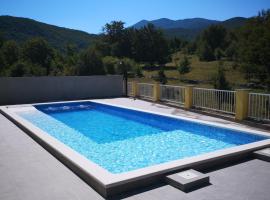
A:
[0, 76, 123, 105]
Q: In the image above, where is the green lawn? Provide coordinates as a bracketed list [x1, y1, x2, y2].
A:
[131, 52, 248, 89]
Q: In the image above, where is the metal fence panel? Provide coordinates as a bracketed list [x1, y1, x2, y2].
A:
[137, 83, 154, 100]
[193, 88, 236, 114]
[160, 85, 185, 105]
[249, 93, 270, 122]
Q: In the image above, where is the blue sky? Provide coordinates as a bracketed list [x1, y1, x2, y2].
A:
[1, 0, 269, 34]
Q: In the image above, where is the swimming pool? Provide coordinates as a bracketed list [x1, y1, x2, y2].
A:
[1, 100, 270, 197]
[17, 101, 267, 173]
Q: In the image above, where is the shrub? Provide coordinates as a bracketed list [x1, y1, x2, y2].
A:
[178, 56, 191, 75]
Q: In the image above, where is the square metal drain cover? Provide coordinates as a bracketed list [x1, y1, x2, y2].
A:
[166, 169, 209, 192]
[177, 171, 198, 179]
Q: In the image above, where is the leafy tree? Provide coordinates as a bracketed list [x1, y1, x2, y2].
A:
[92, 39, 111, 57]
[225, 41, 238, 60]
[203, 25, 227, 50]
[102, 21, 125, 57]
[102, 56, 118, 74]
[157, 66, 167, 84]
[1, 40, 19, 66]
[64, 44, 78, 69]
[178, 56, 191, 75]
[198, 25, 228, 61]
[183, 42, 197, 55]
[132, 24, 169, 64]
[214, 48, 223, 60]
[198, 42, 215, 61]
[0, 33, 3, 48]
[76, 48, 105, 75]
[237, 9, 270, 89]
[66, 44, 77, 57]
[22, 38, 54, 75]
[213, 62, 231, 90]
[134, 65, 143, 77]
[8, 62, 27, 77]
[102, 21, 135, 58]
[103, 21, 125, 43]
[169, 37, 183, 53]
[0, 54, 4, 75]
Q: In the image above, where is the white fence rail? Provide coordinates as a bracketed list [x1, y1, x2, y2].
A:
[193, 88, 236, 114]
[248, 93, 270, 122]
[127, 81, 270, 123]
[160, 85, 185, 105]
[137, 83, 154, 100]
[127, 82, 133, 96]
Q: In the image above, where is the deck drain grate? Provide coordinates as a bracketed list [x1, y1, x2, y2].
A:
[166, 169, 209, 192]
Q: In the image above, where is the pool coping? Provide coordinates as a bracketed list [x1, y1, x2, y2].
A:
[1, 99, 270, 197]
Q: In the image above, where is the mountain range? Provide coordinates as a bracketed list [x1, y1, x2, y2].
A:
[132, 17, 247, 40]
[0, 16, 247, 51]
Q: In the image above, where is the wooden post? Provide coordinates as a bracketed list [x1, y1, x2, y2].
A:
[153, 83, 160, 102]
[184, 85, 194, 109]
[235, 89, 250, 120]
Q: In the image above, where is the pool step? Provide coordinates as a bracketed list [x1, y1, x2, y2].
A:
[253, 148, 270, 162]
[165, 169, 210, 192]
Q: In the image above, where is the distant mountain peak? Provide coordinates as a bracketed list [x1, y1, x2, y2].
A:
[132, 17, 221, 30]
[132, 17, 247, 40]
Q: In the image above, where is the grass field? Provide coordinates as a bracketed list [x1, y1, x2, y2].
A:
[131, 52, 248, 89]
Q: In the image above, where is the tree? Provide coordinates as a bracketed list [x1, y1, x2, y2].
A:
[198, 42, 215, 61]
[198, 25, 228, 61]
[0, 34, 3, 48]
[132, 24, 169, 64]
[8, 62, 27, 77]
[225, 41, 238, 60]
[178, 56, 191, 75]
[102, 56, 118, 74]
[22, 38, 54, 75]
[214, 48, 223, 60]
[64, 44, 78, 70]
[0, 54, 4, 75]
[134, 65, 143, 77]
[169, 37, 182, 53]
[157, 66, 167, 84]
[76, 48, 105, 75]
[1, 40, 19, 66]
[103, 21, 125, 43]
[213, 62, 231, 90]
[237, 9, 270, 89]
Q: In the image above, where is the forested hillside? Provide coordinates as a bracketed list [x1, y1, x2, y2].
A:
[0, 16, 98, 51]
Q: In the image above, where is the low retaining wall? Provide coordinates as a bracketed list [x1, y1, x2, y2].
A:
[0, 76, 123, 105]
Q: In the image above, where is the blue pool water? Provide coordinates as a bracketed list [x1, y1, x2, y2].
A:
[18, 101, 267, 174]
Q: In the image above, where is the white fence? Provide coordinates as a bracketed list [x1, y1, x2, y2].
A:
[248, 93, 270, 122]
[160, 85, 185, 105]
[127, 82, 270, 123]
[137, 83, 154, 100]
[127, 82, 133, 96]
[193, 88, 236, 114]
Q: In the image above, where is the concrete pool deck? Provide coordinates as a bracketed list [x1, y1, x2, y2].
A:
[1, 98, 270, 199]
